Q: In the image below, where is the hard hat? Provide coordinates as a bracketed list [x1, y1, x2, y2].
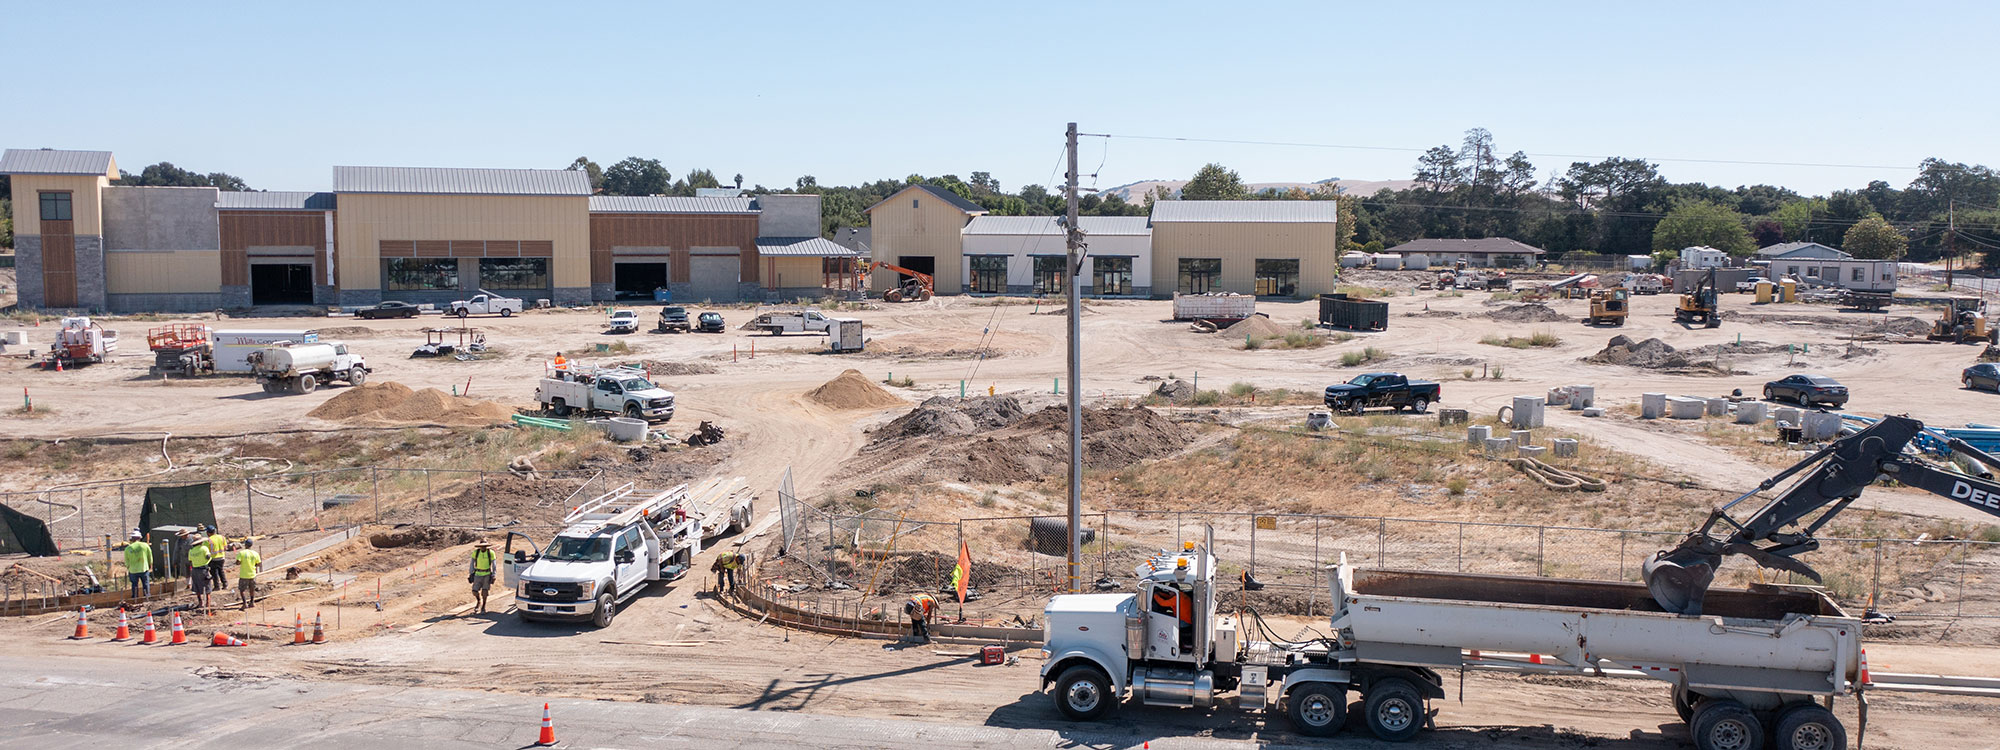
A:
[129, 530, 143, 539]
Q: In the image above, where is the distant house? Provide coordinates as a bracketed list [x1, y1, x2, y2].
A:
[1381, 238, 1545, 268]
[1679, 246, 1731, 269]
[1756, 242, 1852, 261]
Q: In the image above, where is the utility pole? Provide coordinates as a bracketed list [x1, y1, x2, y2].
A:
[1947, 200, 1956, 289]
[1064, 122, 1083, 594]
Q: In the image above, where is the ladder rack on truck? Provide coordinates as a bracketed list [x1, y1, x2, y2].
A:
[561, 482, 687, 536]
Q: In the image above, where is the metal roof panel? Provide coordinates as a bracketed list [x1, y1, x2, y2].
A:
[332, 166, 590, 196]
[754, 236, 862, 257]
[962, 215, 1151, 236]
[587, 196, 757, 214]
[1149, 200, 1339, 223]
[216, 191, 336, 210]
[0, 148, 115, 176]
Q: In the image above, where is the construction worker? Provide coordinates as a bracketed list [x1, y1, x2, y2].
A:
[551, 351, 569, 379]
[121, 531, 153, 599]
[904, 593, 937, 644]
[187, 530, 214, 610]
[235, 538, 262, 610]
[468, 541, 496, 613]
[712, 550, 743, 594]
[204, 525, 228, 588]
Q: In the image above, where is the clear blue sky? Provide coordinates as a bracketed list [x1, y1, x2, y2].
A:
[5, 1, 1992, 196]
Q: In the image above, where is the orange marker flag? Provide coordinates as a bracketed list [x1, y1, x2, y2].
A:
[952, 538, 972, 604]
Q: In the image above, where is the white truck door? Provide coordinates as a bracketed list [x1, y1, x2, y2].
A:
[594, 379, 622, 412]
[612, 529, 644, 595]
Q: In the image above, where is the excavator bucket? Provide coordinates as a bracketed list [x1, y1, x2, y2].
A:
[1641, 545, 1720, 616]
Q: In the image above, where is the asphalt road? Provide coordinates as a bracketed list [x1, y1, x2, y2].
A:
[1, 653, 1295, 750]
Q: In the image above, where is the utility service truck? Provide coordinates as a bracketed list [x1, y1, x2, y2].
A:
[450, 290, 524, 318]
[509, 478, 754, 627]
[536, 364, 675, 421]
[749, 308, 837, 335]
[247, 341, 369, 394]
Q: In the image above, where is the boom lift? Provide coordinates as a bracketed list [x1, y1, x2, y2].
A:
[1644, 414, 2000, 616]
[1674, 268, 1721, 328]
[867, 261, 935, 302]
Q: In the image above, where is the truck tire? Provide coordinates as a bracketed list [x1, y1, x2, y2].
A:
[297, 374, 318, 394]
[591, 592, 616, 628]
[1347, 400, 1366, 417]
[551, 399, 573, 417]
[347, 368, 368, 386]
[1362, 677, 1424, 742]
[501, 308, 514, 318]
[1286, 682, 1347, 737]
[624, 403, 643, 420]
[1763, 386, 1776, 401]
[1410, 397, 1430, 414]
[456, 308, 469, 319]
[1672, 687, 1699, 724]
[1773, 703, 1844, 750]
[1690, 699, 1763, 750]
[1052, 665, 1115, 721]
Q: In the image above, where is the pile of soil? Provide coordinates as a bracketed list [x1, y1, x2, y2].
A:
[1979, 345, 2000, 363]
[1582, 336, 1757, 376]
[859, 403, 1196, 485]
[873, 396, 1029, 440]
[1886, 317, 1933, 337]
[310, 381, 514, 426]
[805, 369, 906, 410]
[315, 326, 387, 338]
[1152, 379, 1196, 402]
[1221, 315, 1291, 339]
[1338, 269, 1434, 292]
[368, 527, 481, 549]
[1484, 304, 1569, 323]
[643, 361, 719, 377]
[424, 474, 589, 527]
[862, 347, 1002, 361]
[1034, 305, 1099, 316]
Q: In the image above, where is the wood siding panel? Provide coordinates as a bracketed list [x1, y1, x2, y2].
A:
[332, 194, 587, 289]
[450, 240, 486, 258]
[414, 240, 451, 258]
[520, 240, 554, 257]
[485, 240, 519, 258]
[587, 213, 759, 285]
[220, 211, 326, 287]
[379, 240, 415, 258]
[41, 221, 77, 307]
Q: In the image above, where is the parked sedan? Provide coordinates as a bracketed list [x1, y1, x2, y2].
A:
[1764, 374, 1849, 407]
[1965, 363, 2000, 392]
[695, 311, 726, 333]
[356, 301, 421, 320]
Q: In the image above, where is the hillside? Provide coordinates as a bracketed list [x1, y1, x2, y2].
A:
[1100, 177, 1417, 201]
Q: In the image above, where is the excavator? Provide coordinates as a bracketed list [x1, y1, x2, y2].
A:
[1643, 414, 2000, 616]
[867, 261, 935, 303]
[1673, 267, 1721, 328]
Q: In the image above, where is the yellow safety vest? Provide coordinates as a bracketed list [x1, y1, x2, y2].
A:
[208, 534, 227, 557]
[721, 553, 741, 570]
[472, 549, 495, 576]
[123, 541, 153, 574]
[236, 549, 261, 580]
[189, 542, 212, 568]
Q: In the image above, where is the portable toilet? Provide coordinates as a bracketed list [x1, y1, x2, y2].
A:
[828, 318, 865, 353]
[1755, 280, 1775, 304]
[1779, 278, 1798, 303]
[1340, 252, 1371, 268]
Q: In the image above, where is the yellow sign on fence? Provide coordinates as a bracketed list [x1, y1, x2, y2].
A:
[1255, 516, 1277, 530]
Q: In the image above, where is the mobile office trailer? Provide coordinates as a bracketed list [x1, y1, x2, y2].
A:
[211, 329, 319, 373]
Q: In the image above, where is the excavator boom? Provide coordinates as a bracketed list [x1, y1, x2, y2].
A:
[1643, 414, 2000, 615]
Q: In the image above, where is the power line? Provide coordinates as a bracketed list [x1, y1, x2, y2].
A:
[1079, 132, 1921, 172]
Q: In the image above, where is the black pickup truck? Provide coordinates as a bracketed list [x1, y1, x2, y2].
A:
[1323, 372, 1442, 415]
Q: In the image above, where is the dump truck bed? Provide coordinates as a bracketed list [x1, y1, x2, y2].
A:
[1331, 568, 1861, 696]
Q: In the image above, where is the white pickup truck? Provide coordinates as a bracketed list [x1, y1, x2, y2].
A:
[450, 289, 524, 318]
[749, 308, 835, 335]
[508, 479, 755, 627]
[536, 366, 675, 421]
[606, 309, 641, 334]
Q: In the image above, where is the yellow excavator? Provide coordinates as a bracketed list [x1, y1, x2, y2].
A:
[1673, 268, 1720, 328]
[1929, 297, 1998, 344]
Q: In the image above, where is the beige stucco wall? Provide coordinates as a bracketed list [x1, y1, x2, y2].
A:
[768, 257, 825, 288]
[865, 187, 974, 294]
[334, 194, 589, 289]
[12, 174, 110, 236]
[105, 250, 222, 293]
[1150, 221, 1339, 297]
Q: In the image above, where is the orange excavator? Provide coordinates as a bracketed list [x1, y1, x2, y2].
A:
[867, 262, 935, 302]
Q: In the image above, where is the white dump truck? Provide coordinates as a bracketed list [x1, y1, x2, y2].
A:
[449, 289, 524, 318]
[508, 478, 754, 627]
[1041, 531, 1865, 750]
[748, 308, 836, 335]
[535, 364, 675, 421]
[247, 341, 369, 394]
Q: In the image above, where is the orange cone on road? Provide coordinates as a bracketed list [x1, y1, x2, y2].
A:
[69, 607, 89, 640]
[311, 612, 326, 644]
[536, 703, 555, 745]
[1859, 649, 1873, 686]
[211, 631, 245, 647]
[292, 612, 306, 645]
[111, 608, 131, 641]
[169, 612, 187, 645]
[141, 613, 158, 644]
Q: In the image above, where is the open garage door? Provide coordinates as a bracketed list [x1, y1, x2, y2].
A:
[251, 263, 313, 305]
[614, 262, 668, 299]
[687, 255, 741, 302]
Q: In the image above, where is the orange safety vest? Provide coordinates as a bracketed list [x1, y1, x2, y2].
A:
[908, 594, 936, 618]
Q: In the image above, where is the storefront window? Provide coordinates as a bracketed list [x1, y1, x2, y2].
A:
[479, 258, 549, 289]
[969, 256, 1007, 294]
[1178, 258, 1221, 294]
[383, 258, 459, 291]
[1033, 256, 1066, 295]
[1094, 257, 1133, 295]
[1255, 259, 1300, 296]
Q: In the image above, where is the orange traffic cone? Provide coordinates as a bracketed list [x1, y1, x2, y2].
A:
[68, 607, 89, 640]
[169, 612, 187, 645]
[536, 703, 555, 745]
[311, 612, 326, 644]
[141, 613, 158, 644]
[1859, 649, 1873, 686]
[111, 608, 131, 641]
[292, 613, 306, 645]
[211, 631, 246, 647]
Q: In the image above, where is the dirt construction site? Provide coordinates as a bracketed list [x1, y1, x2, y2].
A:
[5, 278, 2000, 749]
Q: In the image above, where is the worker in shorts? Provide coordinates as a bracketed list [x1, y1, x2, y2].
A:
[235, 538, 262, 610]
[121, 531, 154, 599]
[904, 593, 937, 644]
[204, 525, 228, 589]
[187, 530, 214, 610]
[468, 541, 496, 613]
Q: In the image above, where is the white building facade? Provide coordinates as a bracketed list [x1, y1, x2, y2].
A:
[958, 216, 1152, 296]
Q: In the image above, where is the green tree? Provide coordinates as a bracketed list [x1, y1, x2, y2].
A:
[683, 168, 722, 193]
[567, 157, 604, 191]
[1412, 146, 1462, 192]
[1841, 215, 1907, 259]
[1651, 199, 1753, 255]
[1182, 163, 1248, 200]
[115, 162, 251, 191]
[602, 157, 670, 196]
[732, 173, 743, 189]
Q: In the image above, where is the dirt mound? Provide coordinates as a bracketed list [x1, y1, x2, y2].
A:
[643, 360, 719, 376]
[873, 396, 1028, 440]
[1582, 336, 1757, 376]
[315, 326, 386, 339]
[1484, 304, 1569, 323]
[1221, 315, 1291, 338]
[861, 404, 1195, 485]
[368, 527, 481, 549]
[1152, 379, 1196, 402]
[307, 381, 513, 426]
[1886, 317, 1932, 337]
[806, 369, 906, 410]
[1034, 306, 1099, 316]
[862, 347, 1003, 361]
[308, 382, 415, 419]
